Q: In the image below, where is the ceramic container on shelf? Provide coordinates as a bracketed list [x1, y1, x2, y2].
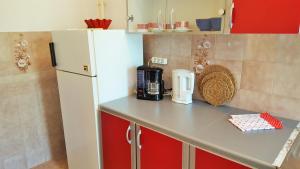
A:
[210, 17, 222, 31]
[175, 21, 189, 29]
[196, 19, 211, 31]
[174, 21, 192, 32]
[196, 17, 222, 31]
[137, 23, 149, 32]
[148, 22, 164, 32]
[165, 23, 175, 32]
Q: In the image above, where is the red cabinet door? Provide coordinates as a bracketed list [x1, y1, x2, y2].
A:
[231, 0, 300, 33]
[101, 112, 133, 169]
[139, 126, 183, 169]
[195, 148, 250, 169]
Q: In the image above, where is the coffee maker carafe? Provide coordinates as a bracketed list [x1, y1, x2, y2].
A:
[137, 66, 164, 101]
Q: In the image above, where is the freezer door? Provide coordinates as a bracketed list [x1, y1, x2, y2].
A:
[56, 70, 100, 169]
[51, 30, 97, 76]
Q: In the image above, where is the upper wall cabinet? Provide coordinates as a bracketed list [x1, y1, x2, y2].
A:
[127, 0, 167, 31]
[230, 0, 300, 34]
[166, 0, 226, 31]
[0, 0, 99, 32]
[127, 0, 227, 33]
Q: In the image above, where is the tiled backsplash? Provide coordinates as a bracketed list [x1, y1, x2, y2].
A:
[0, 33, 65, 169]
[144, 34, 300, 121]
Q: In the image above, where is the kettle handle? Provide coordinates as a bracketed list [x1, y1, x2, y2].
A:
[186, 72, 195, 94]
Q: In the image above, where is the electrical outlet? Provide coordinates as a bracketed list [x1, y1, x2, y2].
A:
[151, 57, 168, 65]
[151, 57, 158, 63]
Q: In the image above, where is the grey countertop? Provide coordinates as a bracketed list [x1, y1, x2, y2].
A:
[100, 95, 300, 169]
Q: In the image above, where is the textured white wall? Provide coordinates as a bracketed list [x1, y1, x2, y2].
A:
[104, 0, 128, 29]
[0, 0, 100, 32]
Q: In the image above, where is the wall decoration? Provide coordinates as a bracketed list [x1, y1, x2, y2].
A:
[193, 38, 212, 74]
[14, 34, 31, 72]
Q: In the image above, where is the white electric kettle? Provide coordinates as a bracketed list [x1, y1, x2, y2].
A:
[172, 69, 195, 104]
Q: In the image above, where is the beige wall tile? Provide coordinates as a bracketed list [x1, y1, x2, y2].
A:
[170, 35, 192, 58]
[277, 35, 300, 64]
[28, 35, 53, 72]
[0, 34, 14, 77]
[240, 61, 276, 94]
[0, 32, 65, 168]
[272, 63, 300, 99]
[18, 85, 40, 123]
[168, 57, 191, 69]
[3, 154, 27, 169]
[144, 34, 300, 120]
[32, 158, 68, 169]
[143, 35, 155, 55]
[0, 122, 24, 157]
[266, 95, 300, 121]
[214, 35, 246, 61]
[21, 119, 44, 155]
[1, 34, 28, 76]
[210, 59, 243, 73]
[229, 89, 269, 113]
[0, 96, 21, 125]
[150, 35, 172, 57]
[244, 35, 279, 62]
[25, 148, 47, 168]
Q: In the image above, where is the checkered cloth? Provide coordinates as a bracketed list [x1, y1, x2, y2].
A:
[229, 112, 283, 132]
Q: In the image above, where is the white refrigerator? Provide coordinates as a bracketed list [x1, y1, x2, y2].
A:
[50, 29, 143, 169]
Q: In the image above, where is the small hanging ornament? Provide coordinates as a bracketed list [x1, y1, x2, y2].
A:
[14, 35, 31, 72]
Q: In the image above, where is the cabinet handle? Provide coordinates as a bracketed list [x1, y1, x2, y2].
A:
[229, 2, 235, 29]
[126, 125, 132, 145]
[137, 129, 142, 149]
[128, 15, 134, 22]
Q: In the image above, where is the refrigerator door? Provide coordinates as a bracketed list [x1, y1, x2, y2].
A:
[51, 30, 97, 76]
[56, 70, 100, 169]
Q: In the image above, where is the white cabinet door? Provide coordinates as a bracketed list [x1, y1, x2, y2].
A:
[56, 70, 100, 169]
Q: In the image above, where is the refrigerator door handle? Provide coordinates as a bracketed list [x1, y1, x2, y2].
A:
[49, 42, 57, 67]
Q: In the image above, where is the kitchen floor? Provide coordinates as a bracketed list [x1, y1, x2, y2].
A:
[31, 158, 68, 169]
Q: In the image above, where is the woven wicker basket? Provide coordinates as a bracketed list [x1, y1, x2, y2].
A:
[198, 65, 236, 96]
[197, 64, 236, 106]
[202, 78, 232, 106]
[202, 71, 235, 100]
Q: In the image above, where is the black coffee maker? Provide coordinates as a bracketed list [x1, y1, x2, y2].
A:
[137, 66, 164, 101]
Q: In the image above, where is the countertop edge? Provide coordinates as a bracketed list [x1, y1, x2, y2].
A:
[100, 106, 276, 169]
[272, 123, 300, 167]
